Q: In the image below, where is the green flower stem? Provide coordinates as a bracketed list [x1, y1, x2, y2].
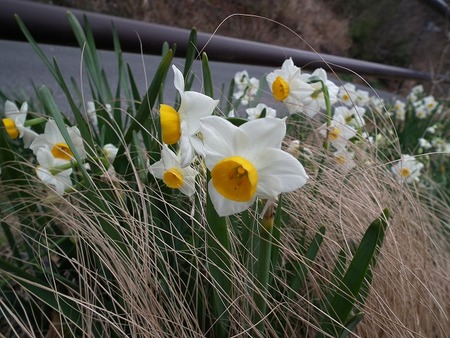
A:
[49, 161, 74, 175]
[308, 78, 332, 186]
[253, 200, 274, 334]
[308, 78, 332, 151]
[206, 172, 231, 337]
[23, 117, 47, 127]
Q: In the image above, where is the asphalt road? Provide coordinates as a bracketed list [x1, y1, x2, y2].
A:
[0, 39, 280, 115]
[0, 39, 394, 121]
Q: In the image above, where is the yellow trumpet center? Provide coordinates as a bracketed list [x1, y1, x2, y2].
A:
[272, 76, 290, 101]
[2, 118, 19, 139]
[335, 155, 347, 165]
[211, 156, 258, 202]
[400, 167, 411, 178]
[329, 127, 341, 141]
[160, 104, 181, 145]
[163, 168, 184, 189]
[51, 143, 73, 161]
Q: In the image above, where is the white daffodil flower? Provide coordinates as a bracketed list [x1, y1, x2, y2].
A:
[422, 95, 438, 113]
[337, 84, 370, 107]
[200, 116, 308, 216]
[35, 147, 73, 195]
[30, 119, 86, 162]
[86, 101, 113, 130]
[266, 58, 314, 115]
[233, 71, 260, 105]
[160, 65, 219, 167]
[333, 147, 356, 173]
[299, 68, 339, 118]
[337, 83, 358, 106]
[245, 103, 277, 120]
[2, 100, 38, 148]
[319, 114, 357, 150]
[103, 143, 119, 162]
[234, 70, 250, 91]
[149, 145, 198, 197]
[391, 154, 424, 184]
[355, 89, 370, 106]
[393, 100, 406, 121]
[333, 105, 366, 129]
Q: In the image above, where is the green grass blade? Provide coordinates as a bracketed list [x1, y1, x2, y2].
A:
[67, 12, 104, 100]
[0, 257, 82, 327]
[201, 53, 214, 98]
[319, 208, 390, 337]
[183, 28, 197, 91]
[289, 225, 325, 298]
[114, 49, 173, 176]
[206, 173, 231, 337]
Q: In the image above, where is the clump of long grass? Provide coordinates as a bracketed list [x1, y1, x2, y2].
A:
[1, 11, 449, 338]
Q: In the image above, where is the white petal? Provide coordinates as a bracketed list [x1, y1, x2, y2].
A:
[179, 130, 195, 168]
[36, 167, 72, 195]
[255, 148, 308, 199]
[44, 119, 63, 144]
[5, 100, 19, 116]
[240, 117, 286, 152]
[36, 147, 55, 168]
[179, 166, 198, 197]
[148, 159, 166, 179]
[149, 145, 179, 178]
[179, 91, 218, 134]
[190, 134, 205, 157]
[67, 125, 86, 159]
[172, 65, 185, 94]
[19, 102, 28, 115]
[200, 116, 239, 167]
[21, 128, 39, 148]
[208, 180, 254, 216]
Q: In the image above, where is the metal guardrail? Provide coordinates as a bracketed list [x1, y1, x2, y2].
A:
[424, 0, 450, 17]
[1, 0, 449, 83]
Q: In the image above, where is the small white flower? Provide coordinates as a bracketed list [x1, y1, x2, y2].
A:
[299, 68, 339, 118]
[418, 138, 432, 150]
[35, 147, 73, 195]
[234, 70, 250, 91]
[233, 73, 259, 105]
[337, 83, 357, 106]
[414, 104, 428, 119]
[103, 144, 119, 162]
[2, 100, 38, 147]
[391, 155, 424, 184]
[148, 145, 198, 197]
[246, 103, 277, 120]
[355, 89, 370, 106]
[333, 147, 356, 173]
[423, 95, 438, 113]
[426, 125, 436, 134]
[266, 58, 314, 115]
[333, 105, 366, 129]
[30, 119, 86, 162]
[87, 101, 113, 129]
[320, 114, 357, 149]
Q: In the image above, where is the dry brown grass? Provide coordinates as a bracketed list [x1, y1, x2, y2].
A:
[3, 108, 448, 337]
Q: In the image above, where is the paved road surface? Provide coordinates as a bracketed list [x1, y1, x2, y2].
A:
[0, 39, 392, 118]
[0, 39, 278, 113]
